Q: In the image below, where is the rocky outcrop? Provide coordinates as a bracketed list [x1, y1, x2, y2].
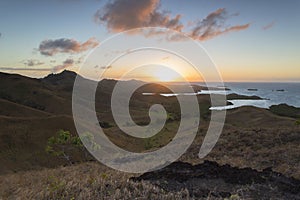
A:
[132, 161, 300, 199]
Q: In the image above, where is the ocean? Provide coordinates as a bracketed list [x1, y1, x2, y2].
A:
[203, 82, 300, 110]
[143, 82, 300, 110]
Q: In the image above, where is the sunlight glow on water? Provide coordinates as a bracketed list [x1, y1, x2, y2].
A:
[142, 82, 300, 110]
[210, 100, 270, 111]
[142, 92, 269, 110]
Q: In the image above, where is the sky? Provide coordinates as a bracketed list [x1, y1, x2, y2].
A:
[0, 0, 299, 82]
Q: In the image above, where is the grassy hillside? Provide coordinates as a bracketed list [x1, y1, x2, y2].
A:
[1, 160, 299, 199]
[0, 71, 299, 199]
[0, 71, 211, 173]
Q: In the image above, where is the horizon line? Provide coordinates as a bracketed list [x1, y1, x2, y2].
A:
[0, 69, 299, 83]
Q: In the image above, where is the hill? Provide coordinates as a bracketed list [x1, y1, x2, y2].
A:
[0, 160, 299, 199]
[0, 70, 299, 199]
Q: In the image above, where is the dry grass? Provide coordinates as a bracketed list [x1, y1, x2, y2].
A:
[1, 159, 298, 200]
[0, 162, 193, 200]
[181, 124, 300, 180]
[0, 72, 299, 199]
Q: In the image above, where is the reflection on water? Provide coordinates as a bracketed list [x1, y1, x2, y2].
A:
[142, 90, 228, 97]
[142, 92, 270, 110]
[210, 100, 269, 111]
[142, 82, 300, 109]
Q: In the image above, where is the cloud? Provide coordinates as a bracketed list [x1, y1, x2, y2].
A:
[190, 8, 250, 41]
[0, 67, 51, 71]
[95, 1, 250, 41]
[1, 58, 75, 73]
[23, 59, 44, 66]
[262, 21, 275, 30]
[39, 37, 99, 56]
[100, 65, 112, 69]
[95, 0, 183, 32]
[75, 55, 85, 64]
[63, 58, 74, 65]
[52, 58, 75, 73]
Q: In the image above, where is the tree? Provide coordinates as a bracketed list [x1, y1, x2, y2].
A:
[45, 130, 81, 164]
[45, 130, 100, 164]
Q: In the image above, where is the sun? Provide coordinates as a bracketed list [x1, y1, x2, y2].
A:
[152, 67, 180, 82]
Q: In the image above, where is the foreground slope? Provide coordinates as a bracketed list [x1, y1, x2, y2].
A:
[0, 71, 299, 199]
[0, 160, 299, 199]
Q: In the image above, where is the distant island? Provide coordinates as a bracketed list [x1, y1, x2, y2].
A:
[247, 88, 258, 91]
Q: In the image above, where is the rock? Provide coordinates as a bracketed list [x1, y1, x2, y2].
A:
[131, 160, 300, 199]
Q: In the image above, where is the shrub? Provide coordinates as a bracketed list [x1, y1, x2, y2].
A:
[79, 132, 101, 154]
[99, 121, 112, 128]
[45, 130, 81, 164]
[45, 130, 100, 164]
[269, 104, 300, 118]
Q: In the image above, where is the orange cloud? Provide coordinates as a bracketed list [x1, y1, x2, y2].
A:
[52, 58, 74, 73]
[95, 0, 183, 32]
[95, 1, 250, 41]
[39, 37, 99, 56]
[195, 23, 250, 41]
[190, 8, 250, 41]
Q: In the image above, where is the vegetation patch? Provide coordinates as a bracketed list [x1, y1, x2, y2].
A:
[269, 104, 300, 118]
[45, 130, 99, 164]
